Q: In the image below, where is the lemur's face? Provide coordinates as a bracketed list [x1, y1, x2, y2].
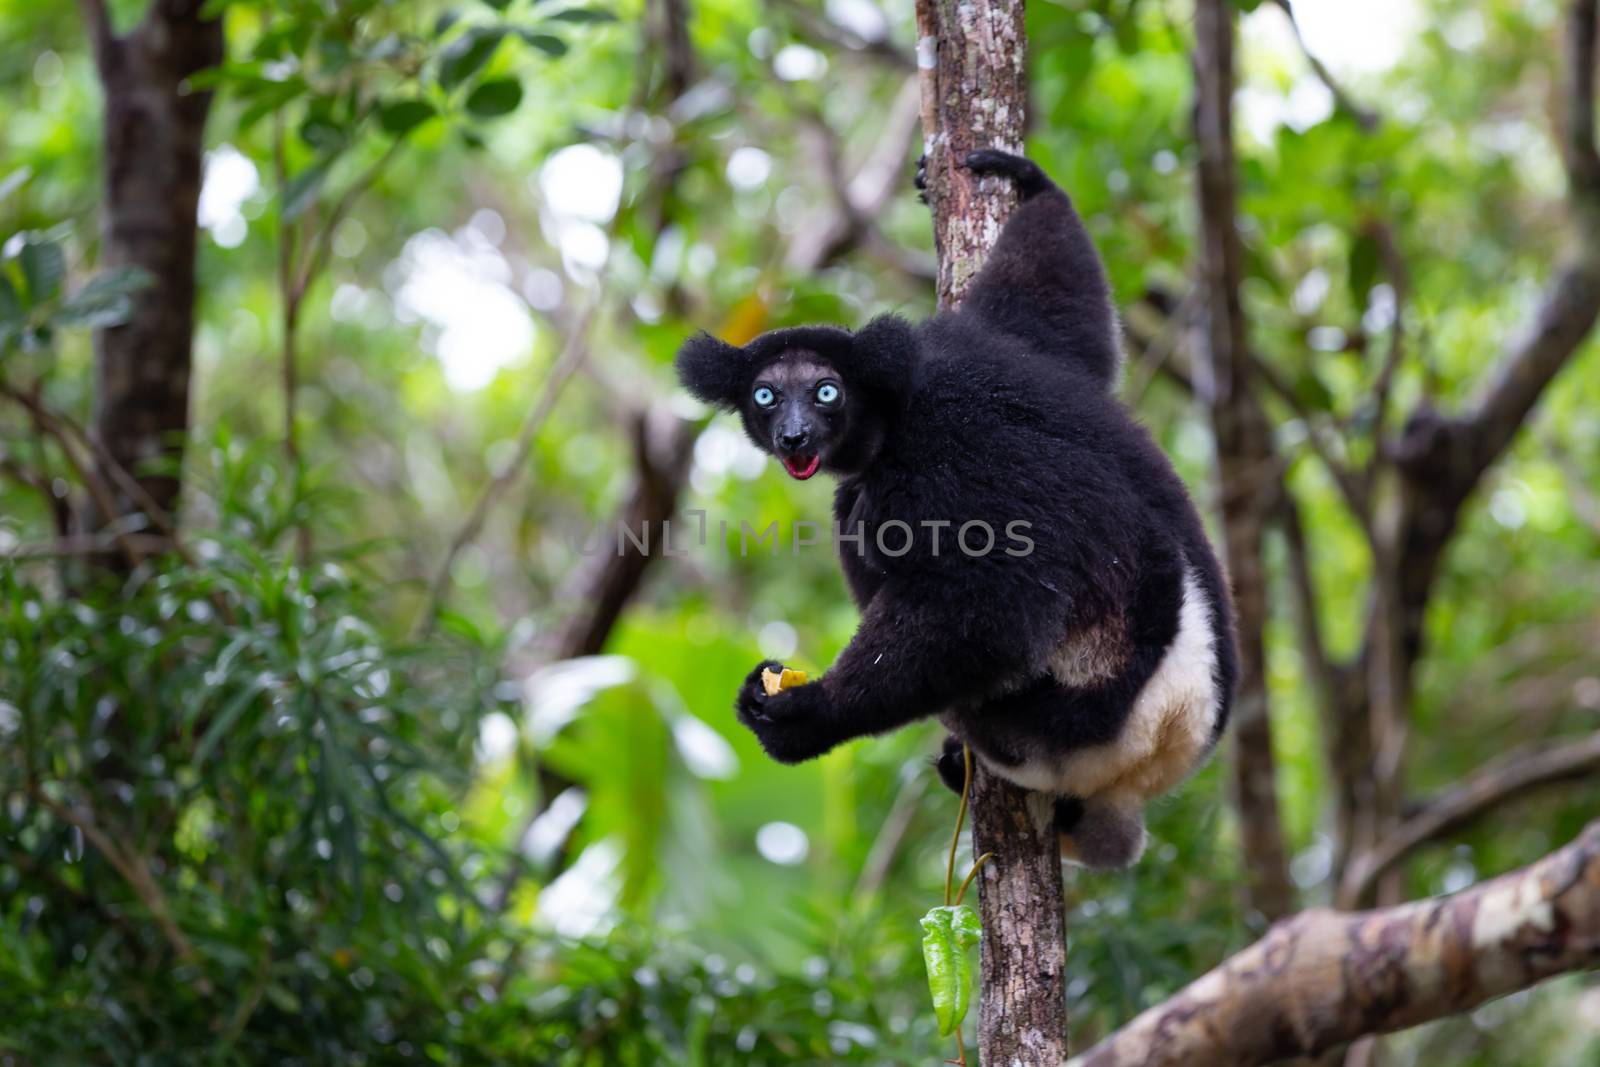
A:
[745, 354, 849, 480]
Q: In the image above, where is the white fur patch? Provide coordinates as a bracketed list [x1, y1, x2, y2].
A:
[988, 566, 1221, 803]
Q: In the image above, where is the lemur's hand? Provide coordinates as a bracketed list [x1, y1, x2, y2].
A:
[736, 661, 836, 764]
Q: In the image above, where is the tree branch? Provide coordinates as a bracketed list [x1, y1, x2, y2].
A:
[414, 291, 602, 636]
[76, 0, 116, 72]
[1341, 731, 1600, 905]
[37, 794, 212, 995]
[1192, 0, 1296, 922]
[1385, 0, 1600, 672]
[1067, 819, 1600, 1067]
[1267, 0, 1378, 131]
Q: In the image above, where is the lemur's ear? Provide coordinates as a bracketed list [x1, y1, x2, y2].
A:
[849, 315, 917, 395]
[675, 331, 752, 409]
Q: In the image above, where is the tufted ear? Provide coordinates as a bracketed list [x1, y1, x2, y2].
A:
[848, 315, 917, 396]
[675, 331, 752, 409]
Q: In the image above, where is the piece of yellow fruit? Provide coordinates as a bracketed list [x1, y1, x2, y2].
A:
[760, 667, 809, 696]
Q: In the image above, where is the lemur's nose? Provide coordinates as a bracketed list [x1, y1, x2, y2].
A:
[778, 429, 810, 451]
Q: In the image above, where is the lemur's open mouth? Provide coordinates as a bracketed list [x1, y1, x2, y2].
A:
[781, 454, 820, 480]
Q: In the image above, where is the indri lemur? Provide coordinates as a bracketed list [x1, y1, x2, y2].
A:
[675, 151, 1238, 869]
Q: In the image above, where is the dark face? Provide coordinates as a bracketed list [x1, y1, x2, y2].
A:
[744, 355, 849, 480]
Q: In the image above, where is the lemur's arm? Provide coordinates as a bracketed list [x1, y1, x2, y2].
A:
[958, 150, 1120, 386]
[737, 573, 1052, 763]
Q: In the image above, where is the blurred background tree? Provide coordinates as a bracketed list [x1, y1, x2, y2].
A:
[0, 0, 1597, 1063]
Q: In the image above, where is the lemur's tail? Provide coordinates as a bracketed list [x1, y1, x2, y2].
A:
[1058, 795, 1147, 871]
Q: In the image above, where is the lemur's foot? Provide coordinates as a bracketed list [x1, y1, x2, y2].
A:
[962, 148, 1054, 200]
[935, 734, 965, 793]
[914, 153, 929, 205]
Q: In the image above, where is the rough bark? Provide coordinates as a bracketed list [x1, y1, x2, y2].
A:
[82, 0, 223, 529]
[1065, 819, 1600, 1067]
[1190, 0, 1295, 922]
[914, 2, 1070, 1062]
[969, 779, 1071, 1062]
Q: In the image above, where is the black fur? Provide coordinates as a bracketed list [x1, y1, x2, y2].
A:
[680, 151, 1238, 843]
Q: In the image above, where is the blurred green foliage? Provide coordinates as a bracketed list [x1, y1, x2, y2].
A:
[1, 0, 1598, 1064]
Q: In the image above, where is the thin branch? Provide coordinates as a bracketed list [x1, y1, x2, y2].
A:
[1268, 0, 1378, 131]
[784, 75, 923, 272]
[76, 0, 116, 72]
[1274, 489, 1338, 715]
[294, 138, 405, 305]
[274, 114, 302, 478]
[0, 454, 73, 536]
[1192, 0, 1296, 922]
[1341, 731, 1600, 905]
[1067, 819, 1600, 1067]
[414, 291, 603, 636]
[852, 770, 930, 902]
[1, 533, 173, 560]
[1121, 290, 1196, 405]
[1545, 435, 1600, 537]
[1251, 354, 1371, 524]
[766, 0, 913, 69]
[37, 794, 212, 995]
[0, 381, 145, 567]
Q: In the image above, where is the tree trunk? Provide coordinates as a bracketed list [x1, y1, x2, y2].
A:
[83, 0, 223, 532]
[1190, 0, 1296, 923]
[913, 1, 1071, 1062]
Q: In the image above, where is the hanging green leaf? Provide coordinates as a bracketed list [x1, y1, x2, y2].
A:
[19, 239, 65, 304]
[920, 904, 982, 1038]
[438, 27, 506, 90]
[465, 78, 523, 118]
[379, 99, 439, 136]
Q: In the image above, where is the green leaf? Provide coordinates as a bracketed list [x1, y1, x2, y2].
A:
[1293, 368, 1337, 413]
[379, 99, 439, 136]
[0, 269, 21, 322]
[547, 7, 617, 22]
[465, 78, 523, 118]
[299, 113, 347, 151]
[519, 31, 568, 57]
[19, 239, 65, 303]
[920, 904, 981, 1037]
[194, 678, 269, 768]
[438, 27, 506, 90]
[1348, 230, 1381, 307]
[0, 166, 32, 206]
[482, 0, 514, 8]
[53, 267, 153, 329]
[434, 8, 462, 37]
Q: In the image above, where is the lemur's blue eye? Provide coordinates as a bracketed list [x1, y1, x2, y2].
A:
[816, 383, 840, 405]
[753, 386, 776, 407]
